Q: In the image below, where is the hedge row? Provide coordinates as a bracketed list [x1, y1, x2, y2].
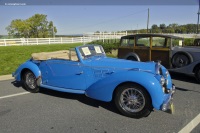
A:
[89, 39, 120, 53]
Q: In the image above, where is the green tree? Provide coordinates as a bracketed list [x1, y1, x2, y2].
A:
[150, 23, 197, 34]
[168, 23, 179, 29]
[185, 24, 196, 33]
[159, 23, 166, 33]
[6, 19, 30, 37]
[48, 21, 57, 37]
[6, 14, 57, 38]
[179, 26, 187, 33]
[151, 24, 161, 33]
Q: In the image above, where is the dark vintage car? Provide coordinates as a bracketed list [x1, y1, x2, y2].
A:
[118, 34, 200, 83]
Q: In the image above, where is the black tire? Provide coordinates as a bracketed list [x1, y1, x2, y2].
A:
[127, 56, 137, 61]
[22, 70, 39, 93]
[172, 52, 193, 68]
[114, 84, 152, 118]
[125, 53, 140, 61]
[195, 67, 200, 83]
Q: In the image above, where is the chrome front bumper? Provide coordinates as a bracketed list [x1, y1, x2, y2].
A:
[161, 84, 176, 114]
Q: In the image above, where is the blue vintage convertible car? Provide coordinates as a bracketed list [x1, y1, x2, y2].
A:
[13, 44, 175, 118]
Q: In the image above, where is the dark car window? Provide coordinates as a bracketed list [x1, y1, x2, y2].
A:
[194, 38, 200, 46]
[152, 37, 165, 47]
[121, 38, 134, 47]
[136, 37, 150, 47]
[172, 38, 183, 47]
[128, 39, 135, 46]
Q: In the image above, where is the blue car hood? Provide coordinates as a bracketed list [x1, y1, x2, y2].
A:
[90, 57, 156, 74]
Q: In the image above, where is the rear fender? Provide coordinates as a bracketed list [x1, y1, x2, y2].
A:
[13, 60, 41, 81]
[85, 70, 164, 110]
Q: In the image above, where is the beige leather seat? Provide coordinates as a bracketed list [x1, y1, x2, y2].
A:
[69, 51, 78, 61]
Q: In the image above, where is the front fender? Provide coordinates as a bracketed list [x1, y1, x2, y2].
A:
[13, 60, 41, 81]
[169, 60, 200, 75]
[85, 70, 164, 110]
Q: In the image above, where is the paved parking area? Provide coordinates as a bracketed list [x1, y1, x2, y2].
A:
[0, 74, 199, 133]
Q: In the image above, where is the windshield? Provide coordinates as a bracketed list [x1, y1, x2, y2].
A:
[78, 45, 105, 59]
[170, 38, 183, 47]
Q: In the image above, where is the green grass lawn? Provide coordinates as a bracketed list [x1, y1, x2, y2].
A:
[0, 43, 82, 75]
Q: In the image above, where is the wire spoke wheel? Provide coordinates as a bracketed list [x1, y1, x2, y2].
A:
[114, 84, 152, 118]
[23, 70, 39, 93]
[120, 88, 145, 113]
[25, 72, 36, 89]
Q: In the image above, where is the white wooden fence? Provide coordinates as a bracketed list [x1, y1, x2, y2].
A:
[0, 37, 88, 46]
[0, 35, 124, 46]
[0, 33, 199, 46]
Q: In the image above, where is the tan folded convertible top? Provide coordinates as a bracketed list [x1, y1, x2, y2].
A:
[31, 50, 70, 60]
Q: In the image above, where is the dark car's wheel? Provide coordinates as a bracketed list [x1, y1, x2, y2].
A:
[172, 52, 193, 68]
[195, 67, 200, 83]
[22, 70, 39, 93]
[125, 53, 140, 61]
[114, 84, 152, 118]
[127, 56, 137, 61]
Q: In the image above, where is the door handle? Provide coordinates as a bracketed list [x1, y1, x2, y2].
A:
[105, 71, 114, 75]
[76, 71, 83, 75]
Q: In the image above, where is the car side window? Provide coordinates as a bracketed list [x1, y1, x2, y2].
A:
[128, 39, 135, 46]
[136, 37, 150, 47]
[172, 39, 183, 47]
[194, 39, 200, 46]
[121, 38, 134, 47]
[152, 37, 166, 47]
[121, 39, 129, 46]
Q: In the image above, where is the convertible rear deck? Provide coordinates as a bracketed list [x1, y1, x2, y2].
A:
[31, 50, 78, 61]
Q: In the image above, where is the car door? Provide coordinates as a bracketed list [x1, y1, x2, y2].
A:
[40, 59, 86, 90]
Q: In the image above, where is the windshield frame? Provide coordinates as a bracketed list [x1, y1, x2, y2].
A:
[77, 45, 106, 60]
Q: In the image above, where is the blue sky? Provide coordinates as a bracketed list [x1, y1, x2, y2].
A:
[0, 5, 199, 35]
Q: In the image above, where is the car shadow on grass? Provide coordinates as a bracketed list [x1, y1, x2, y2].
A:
[11, 80, 121, 116]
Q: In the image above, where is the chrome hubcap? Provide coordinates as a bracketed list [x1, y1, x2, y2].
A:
[119, 88, 145, 112]
[25, 73, 36, 89]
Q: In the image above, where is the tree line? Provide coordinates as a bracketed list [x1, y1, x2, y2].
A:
[6, 14, 57, 38]
[125, 23, 197, 34]
[151, 23, 196, 33]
